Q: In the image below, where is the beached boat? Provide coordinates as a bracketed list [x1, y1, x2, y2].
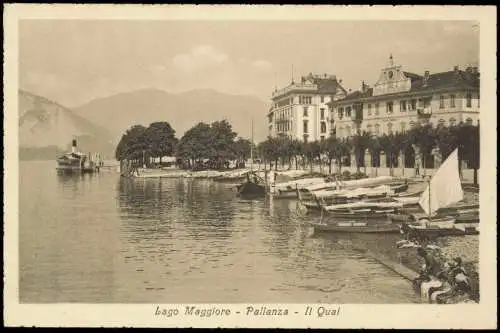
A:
[310, 221, 401, 234]
[298, 182, 419, 212]
[272, 177, 328, 199]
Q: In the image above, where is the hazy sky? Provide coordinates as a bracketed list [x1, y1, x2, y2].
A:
[19, 20, 479, 107]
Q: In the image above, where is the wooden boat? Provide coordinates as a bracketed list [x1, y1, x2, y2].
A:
[310, 221, 401, 234]
[214, 173, 249, 183]
[237, 180, 266, 198]
[399, 149, 479, 237]
[272, 177, 327, 199]
[455, 212, 479, 224]
[236, 120, 266, 198]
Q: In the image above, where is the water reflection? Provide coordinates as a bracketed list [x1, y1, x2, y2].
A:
[20, 162, 421, 303]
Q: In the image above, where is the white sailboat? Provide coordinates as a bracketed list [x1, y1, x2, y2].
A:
[409, 148, 477, 235]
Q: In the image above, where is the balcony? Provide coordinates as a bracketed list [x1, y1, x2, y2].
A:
[417, 107, 432, 118]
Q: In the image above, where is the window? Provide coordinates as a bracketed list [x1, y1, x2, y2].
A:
[387, 122, 393, 134]
[338, 127, 344, 137]
[386, 101, 393, 114]
[438, 119, 445, 127]
[367, 103, 372, 116]
[303, 134, 308, 143]
[346, 125, 351, 136]
[449, 118, 456, 126]
[400, 122, 407, 132]
[320, 136, 325, 142]
[440, 95, 445, 109]
[303, 120, 309, 133]
[410, 99, 417, 111]
[346, 106, 352, 117]
[338, 107, 344, 119]
[303, 107, 308, 117]
[466, 92, 472, 107]
[409, 121, 416, 129]
[424, 98, 431, 108]
[366, 124, 373, 133]
[374, 124, 380, 135]
[450, 94, 455, 108]
[400, 101, 407, 112]
[375, 103, 380, 115]
[320, 95, 324, 103]
[466, 118, 473, 125]
[299, 96, 311, 104]
[320, 108, 325, 120]
[320, 122, 327, 133]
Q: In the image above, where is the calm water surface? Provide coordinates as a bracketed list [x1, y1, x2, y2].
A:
[19, 161, 420, 303]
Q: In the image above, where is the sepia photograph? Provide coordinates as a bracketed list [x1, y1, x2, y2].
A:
[3, 4, 497, 329]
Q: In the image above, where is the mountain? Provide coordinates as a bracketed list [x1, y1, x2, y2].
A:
[19, 90, 115, 159]
[72, 88, 270, 143]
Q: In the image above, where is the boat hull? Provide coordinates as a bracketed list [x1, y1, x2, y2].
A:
[323, 210, 392, 221]
[213, 175, 247, 183]
[237, 181, 266, 198]
[56, 166, 96, 174]
[310, 222, 401, 234]
[273, 189, 299, 199]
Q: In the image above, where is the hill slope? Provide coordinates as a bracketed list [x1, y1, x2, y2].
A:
[73, 88, 270, 142]
[19, 90, 115, 159]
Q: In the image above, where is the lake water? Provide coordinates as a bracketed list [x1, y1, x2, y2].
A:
[19, 161, 421, 303]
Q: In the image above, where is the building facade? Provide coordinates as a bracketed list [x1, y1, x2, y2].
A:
[268, 73, 347, 142]
[329, 55, 480, 139]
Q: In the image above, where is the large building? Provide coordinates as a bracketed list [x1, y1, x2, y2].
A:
[329, 55, 480, 139]
[267, 73, 347, 142]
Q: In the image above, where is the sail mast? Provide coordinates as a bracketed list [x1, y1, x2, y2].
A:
[250, 118, 254, 172]
[428, 176, 432, 220]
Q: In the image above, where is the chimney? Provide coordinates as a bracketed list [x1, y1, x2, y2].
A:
[72, 138, 77, 153]
[423, 70, 430, 86]
[361, 80, 368, 93]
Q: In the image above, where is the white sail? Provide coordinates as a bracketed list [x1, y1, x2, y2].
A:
[419, 148, 464, 216]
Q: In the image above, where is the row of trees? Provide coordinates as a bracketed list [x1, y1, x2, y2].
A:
[256, 122, 479, 184]
[115, 120, 253, 170]
[115, 120, 479, 183]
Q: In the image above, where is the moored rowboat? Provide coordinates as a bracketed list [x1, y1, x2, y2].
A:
[310, 221, 401, 234]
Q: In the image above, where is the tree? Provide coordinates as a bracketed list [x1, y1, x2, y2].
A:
[458, 123, 480, 185]
[232, 137, 252, 168]
[308, 140, 322, 173]
[349, 131, 372, 173]
[115, 125, 150, 166]
[146, 121, 178, 164]
[176, 122, 213, 168]
[406, 123, 436, 171]
[290, 139, 303, 170]
[208, 120, 237, 169]
[378, 133, 400, 175]
[324, 136, 340, 174]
